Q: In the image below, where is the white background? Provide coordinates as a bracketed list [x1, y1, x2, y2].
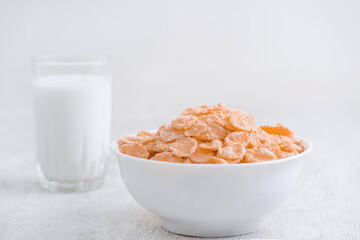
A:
[0, 0, 359, 239]
[1, 0, 360, 131]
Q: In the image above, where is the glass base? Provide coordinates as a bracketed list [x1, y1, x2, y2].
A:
[37, 165, 104, 192]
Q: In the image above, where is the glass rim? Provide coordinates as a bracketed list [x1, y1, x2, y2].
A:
[31, 54, 112, 66]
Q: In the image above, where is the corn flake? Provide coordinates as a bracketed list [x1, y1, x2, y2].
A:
[117, 136, 144, 147]
[224, 131, 249, 147]
[184, 123, 208, 137]
[171, 115, 198, 130]
[169, 137, 198, 157]
[217, 145, 245, 160]
[208, 157, 229, 164]
[244, 148, 276, 163]
[120, 143, 150, 159]
[151, 152, 183, 163]
[160, 125, 184, 142]
[189, 148, 214, 163]
[260, 123, 294, 137]
[199, 139, 222, 151]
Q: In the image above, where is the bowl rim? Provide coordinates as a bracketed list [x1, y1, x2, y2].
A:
[110, 132, 312, 168]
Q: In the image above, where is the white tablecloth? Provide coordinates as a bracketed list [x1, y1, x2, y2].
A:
[1, 111, 359, 240]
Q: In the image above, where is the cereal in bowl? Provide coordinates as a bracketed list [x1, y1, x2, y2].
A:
[117, 103, 304, 164]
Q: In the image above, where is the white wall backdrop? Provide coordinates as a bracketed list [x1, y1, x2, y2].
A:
[1, 0, 359, 135]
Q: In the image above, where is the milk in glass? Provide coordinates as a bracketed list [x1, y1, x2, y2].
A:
[33, 73, 111, 191]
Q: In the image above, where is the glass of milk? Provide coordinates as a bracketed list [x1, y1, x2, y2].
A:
[31, 55, 112, 192]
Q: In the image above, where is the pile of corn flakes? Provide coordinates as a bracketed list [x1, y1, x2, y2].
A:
[118, 103, 304, 164]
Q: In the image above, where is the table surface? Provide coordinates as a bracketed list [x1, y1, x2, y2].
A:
[1, 110, 359, 240]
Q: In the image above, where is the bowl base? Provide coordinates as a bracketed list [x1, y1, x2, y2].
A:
[161, 217, 264, 238]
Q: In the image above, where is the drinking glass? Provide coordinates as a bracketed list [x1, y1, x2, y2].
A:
[31, 55, 112, 192]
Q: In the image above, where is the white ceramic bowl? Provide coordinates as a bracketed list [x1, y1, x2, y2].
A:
[110, 135, 312, 237]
